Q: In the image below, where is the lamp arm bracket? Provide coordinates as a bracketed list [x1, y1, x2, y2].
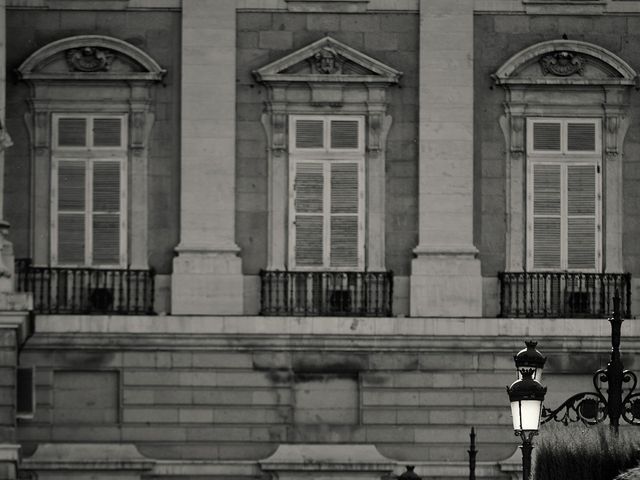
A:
[542, 391, 607, 426]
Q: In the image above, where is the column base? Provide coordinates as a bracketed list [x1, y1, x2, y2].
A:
[0, 445, 19, 480]
[410, 247, 482, 317]
[171, 247, 243, 315]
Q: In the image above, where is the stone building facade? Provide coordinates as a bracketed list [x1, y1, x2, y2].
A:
[0, 0, 639, 479]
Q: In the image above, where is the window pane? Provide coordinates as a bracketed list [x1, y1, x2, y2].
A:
[93, 118, 122, 147]
[58, 214, 85, 264]
[330, 216, 358, 268]
[331, 163, 358, 214]
[533, 164, 561, 215]
[330, 120, 359, 149]
[295, 216, 323, 266]
[93, 162, 121, 212]
[567, 123, 596, 152]
[533, 217, 561, 269]
[58, 118, 87, 147]
[533, 122, 561, 151]
[567, 165, 596, 216]
[93, 214, 120, 264]
[295, 119, 324, 149]
[568, 218, 596, 269]
[294, 163, 323, 213]
[58, 161, 86, 211]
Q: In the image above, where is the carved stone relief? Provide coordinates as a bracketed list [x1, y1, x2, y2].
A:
[539, 51, 585, 77]
[66, 47, 115, 72]
[310, 46, 342, 74]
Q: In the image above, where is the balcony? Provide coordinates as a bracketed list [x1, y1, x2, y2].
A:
[260, 270, 393, 316]
[498, 271, 631, 318]
[15, 259, 155, 315]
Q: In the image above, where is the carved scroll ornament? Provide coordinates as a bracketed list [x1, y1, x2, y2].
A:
[540, 51, 585, 77]
[66, 47, 114, 72]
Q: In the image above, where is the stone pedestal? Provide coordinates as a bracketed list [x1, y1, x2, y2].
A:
[411, 0, 482, 317]
[411, 247, 482, 317]
[260, 444, 395, 480]
[171, 247, 243, 315]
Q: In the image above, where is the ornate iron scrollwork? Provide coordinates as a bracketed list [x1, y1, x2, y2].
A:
[541, 292, 640, 433]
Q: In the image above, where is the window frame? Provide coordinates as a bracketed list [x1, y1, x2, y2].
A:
[526, 117, 602, 273]
[288, 114, 366, 272]
[50, 113, 128, 268]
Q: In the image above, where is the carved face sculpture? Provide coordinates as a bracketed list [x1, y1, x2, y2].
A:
[314, 47, 339, 74]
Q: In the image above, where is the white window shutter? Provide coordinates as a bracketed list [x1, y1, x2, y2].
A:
[531, 163, 562, 269]
[330, 119, 360, 150]
[93, 117, 123, 147]
[57, 160, 86, 264]
[295, 119, 324, 149]
[566, 164, 598, 270]
[329, 162, 361, 268]
[57, 117, 87, 147]
[293, 162, 324, 267]
[92, 161, 122, 264]
[532, 121, 561, 152]
[567, 122, 596, 152]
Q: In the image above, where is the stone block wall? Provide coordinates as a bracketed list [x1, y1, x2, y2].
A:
[17, 316, 640, 468]
[4, 9, 181, 274]
[235, 11, 419, 278]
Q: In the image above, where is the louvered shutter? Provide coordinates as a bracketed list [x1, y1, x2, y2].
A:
[93, 117, 123, 147]
[57, 117, 87, 147]
[532, 122, 561, 152]
[293, 162, 324, 267]
[57, 160, 86, 264]
[330, 119, 360, 150]
[567, 164, 597, 269]
[330, 162, 361, 268]
[92, 161, 121, 264]
[295, 119, 324, 149]
[567, 122, 596, 152]
[531, 163, 562, 269]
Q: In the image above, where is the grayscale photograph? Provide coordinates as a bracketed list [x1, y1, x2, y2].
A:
[1, 0, 640, 479]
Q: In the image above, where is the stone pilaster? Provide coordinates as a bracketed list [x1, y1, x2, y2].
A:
[171, 0, 243, 314]
[410, 0, 482, 317]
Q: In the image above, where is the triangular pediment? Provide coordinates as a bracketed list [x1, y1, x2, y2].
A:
[253, 36, 401, 84]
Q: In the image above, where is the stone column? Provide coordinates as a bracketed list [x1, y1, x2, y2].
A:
[410, 0, 482, 317]
[171, 0, 244, 314]
[0, 4, 31, 478]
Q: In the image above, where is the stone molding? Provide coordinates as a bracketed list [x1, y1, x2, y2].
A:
[493, 39, 637, 86]
[28, 315, 636, 352]
[17, 35, 166, 82]
[254, 36, 400, 271]
[18, 35, 163, 270]
[260, 444, 395, 480]
[493, 39, 637, 273]
[20, 443, 154, 476]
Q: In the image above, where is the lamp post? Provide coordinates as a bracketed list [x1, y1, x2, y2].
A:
[541, 292, 640, 434]
[507, 345, 548, 480]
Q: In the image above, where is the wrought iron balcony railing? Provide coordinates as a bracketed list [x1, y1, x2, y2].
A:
[260, 270, 393, 317]
[498, 271, 631, 318]
[15, 259, 155, 315]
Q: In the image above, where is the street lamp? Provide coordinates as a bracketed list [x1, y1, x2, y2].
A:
[507, 346, 548, 480]
[541, 292, 640, 434]
[514, 340, 546, 382]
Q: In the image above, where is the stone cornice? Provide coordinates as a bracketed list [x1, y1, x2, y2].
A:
[25, 315, 638, 355]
